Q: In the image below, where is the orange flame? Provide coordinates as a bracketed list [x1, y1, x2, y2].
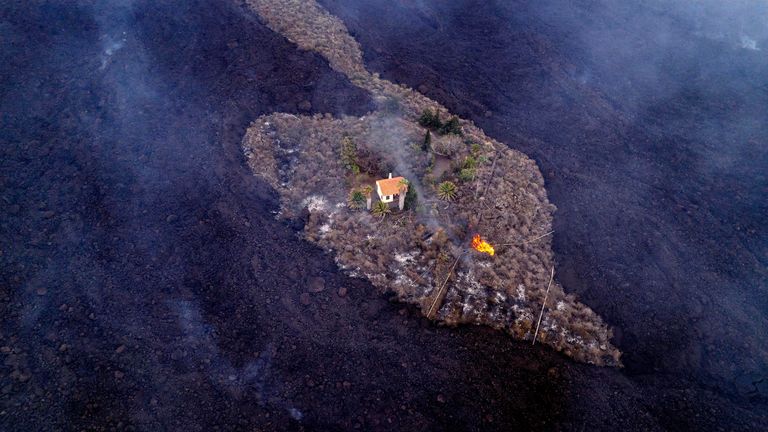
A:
[471, 234, 495, 256]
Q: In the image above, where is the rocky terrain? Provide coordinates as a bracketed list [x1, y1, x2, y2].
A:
[1, 0, 766, 430]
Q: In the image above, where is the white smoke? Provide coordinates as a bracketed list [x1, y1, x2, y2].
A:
[740, 34, 759, 50]
[99, 32, 127, 70]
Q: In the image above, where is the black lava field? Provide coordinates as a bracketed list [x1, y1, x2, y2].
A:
[2, 0, 767, 430]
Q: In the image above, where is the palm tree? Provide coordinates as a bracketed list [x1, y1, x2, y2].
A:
[361, 185, 373, 210]
[437, 181, 457, 201]
[371, 201, 391, 218]
[397, 178, 409, 210]
[348, 189, 366, 209]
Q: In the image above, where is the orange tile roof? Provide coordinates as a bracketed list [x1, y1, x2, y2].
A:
[376, 176, 407, 196]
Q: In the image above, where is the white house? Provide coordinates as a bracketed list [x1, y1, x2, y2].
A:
[375, 173, 408, 209]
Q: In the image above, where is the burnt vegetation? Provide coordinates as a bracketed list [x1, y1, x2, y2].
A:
[244, 110, 620, 366]
[245, 0, 621, 365]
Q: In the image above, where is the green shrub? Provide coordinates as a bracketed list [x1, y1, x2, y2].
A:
[462, 155, 477, 170]
[422, 130, 432, 152]
[348, 189, 366, 209]
[439, 116, 461, 135]
[459, 168, 476, 182]
[437, 181, 458, 201]
[340, 136, 359, 173]
[372, 201, 391, 218]
[418, 109, 442, 129]
[404, 184, 418, 210]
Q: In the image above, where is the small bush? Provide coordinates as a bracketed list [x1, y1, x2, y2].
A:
[356, 146, 395, 176]
[348, 189, 366, 209]
[459, 168, 476, 182]
[372, 201, 391, 218]
[437, 181, 458, 201]
[462, 155, 477, 170]
[432, 135, 462, 157]
[440, 116, 462, 135]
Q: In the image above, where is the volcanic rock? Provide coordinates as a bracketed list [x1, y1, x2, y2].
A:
[298, 100, 312, 111]
[308, 276, 325, 292]
[299, 293, 312, 305]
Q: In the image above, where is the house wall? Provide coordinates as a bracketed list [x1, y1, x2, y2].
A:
[376, 183, 394, 202]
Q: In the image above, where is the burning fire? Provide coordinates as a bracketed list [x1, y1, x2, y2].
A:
[471, 234, 495, 256]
